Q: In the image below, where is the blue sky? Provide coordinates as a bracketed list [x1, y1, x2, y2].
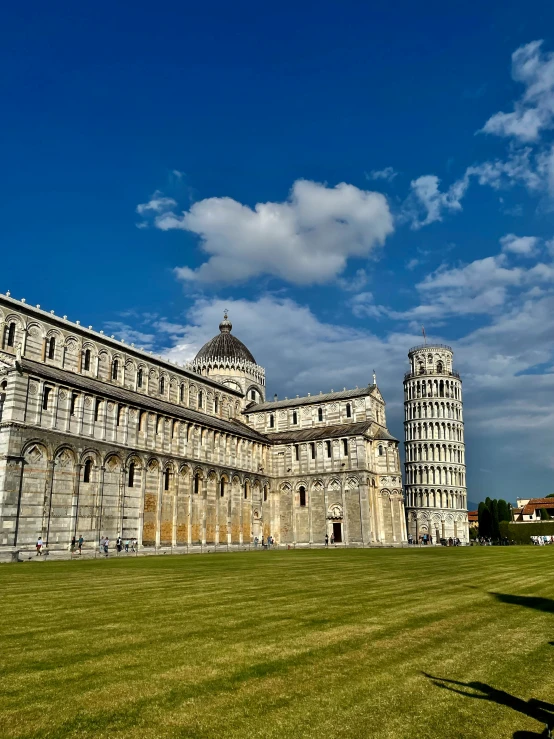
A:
[2, 1, 554, 505]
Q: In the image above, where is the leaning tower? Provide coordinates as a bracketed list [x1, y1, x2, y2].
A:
[403, 344, 468, 543]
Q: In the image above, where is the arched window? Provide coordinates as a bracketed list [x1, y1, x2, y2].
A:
[83, 459, 93, 483]
[318, 407, 323, 421]
[378, 445, 384, 456]
[292, 411, 297, 425]
[299, 486, 306, 507]
[220, 478, 225, 497]
[112, 359, 119, 380]
[138, 410, 146, 431]
[250, 390, 256, 400]
[6, 322, 15, 347]
[439, 380, 444, 397]
[83, 349, 91, 371]
[346, 403, 352, 418]
[164, 468, 170, 491]
[215, 397, 219, 414]
[94, 398, 101, 421]
[263, 485, 267, 502]
[244, 483, 248, 500]
[198, 391, 203, 409]
[342, 439, 348, 456]
[137, 368, 143, 388]
[269, 414, 274, 428]
[48, 336, 56, 359]
[326, 440, 332, 458]
[160, 377, 165, 394]
[437, 361, 444, 374]
[179, 384, 184, 402]
[116, 405, 123, 426]
[128, 462, 135, 488]
[194, 473, 200, 494]
[310, 442, 316, 459]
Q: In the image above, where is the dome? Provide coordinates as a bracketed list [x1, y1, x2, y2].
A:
[194, 313, 256, 364]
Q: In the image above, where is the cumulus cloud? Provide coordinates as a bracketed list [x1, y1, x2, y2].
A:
[500, 233, 539, 256]
[481, 40, 554, 142]
[392, 239, 554, 322]
[406, 174, 469, 229]
[366, 166, 398, 182]
[148, 179, 394, 285]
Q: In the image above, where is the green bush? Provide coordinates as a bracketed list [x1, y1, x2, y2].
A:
[499, 520, 554, 543]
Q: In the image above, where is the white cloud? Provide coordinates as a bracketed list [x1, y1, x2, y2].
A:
[337, 268, 369, 292]
[500, 233, 539, 256]
[481, 40, 554, 142]
[172, 170, 184, 179]
[406, 174, 469, 229]
[350, 292, 387, 319]
[151, 179, 394, 285]
[136, 190, 177, 215]
[366, 166, 398, 182]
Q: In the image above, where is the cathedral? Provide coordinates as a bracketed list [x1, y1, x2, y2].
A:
[0, 291, 408, 559]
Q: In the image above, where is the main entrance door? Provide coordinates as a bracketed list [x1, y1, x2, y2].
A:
[332, 522, 342, 543]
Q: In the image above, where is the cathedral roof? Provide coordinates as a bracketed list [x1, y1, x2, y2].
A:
[265, 420, 398, 444]
[194, 313, 256, 365]
[246, 385, 376, 412]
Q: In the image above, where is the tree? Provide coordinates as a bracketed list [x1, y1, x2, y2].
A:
[540, 508, 551, 521]
[491, 499, 500, 540]
[478, 501, 492, 539]
[497, 499, 511, 523]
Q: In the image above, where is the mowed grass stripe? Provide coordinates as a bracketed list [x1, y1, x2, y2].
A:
[1, 548, 554, 738]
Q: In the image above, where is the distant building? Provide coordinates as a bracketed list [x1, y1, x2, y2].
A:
[512, 497, 554, 522]
[468, 510, 478, 529]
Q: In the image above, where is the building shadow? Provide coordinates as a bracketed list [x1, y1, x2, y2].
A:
[423, 674, 554, 738]
[490, 593, 554, 615]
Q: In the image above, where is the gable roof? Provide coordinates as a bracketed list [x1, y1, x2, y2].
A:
[245, 385, 376, 412]
[264, 420, 397, 444]
[521, 498, 554, 515]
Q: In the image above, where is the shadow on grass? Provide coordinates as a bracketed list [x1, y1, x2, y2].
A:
[490, 593, 554, 614]
[423, 674, 554, 738]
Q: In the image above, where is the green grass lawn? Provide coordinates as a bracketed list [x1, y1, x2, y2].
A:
[1, 548, 554, 739]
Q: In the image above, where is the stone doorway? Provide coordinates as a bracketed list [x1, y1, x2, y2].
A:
[332, 522, 342, 543]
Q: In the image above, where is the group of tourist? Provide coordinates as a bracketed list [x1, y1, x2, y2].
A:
[253, 535, 275, 548]
[98, 536, 138, 556]
[531, 535, 554, 545]
[407, 534, 462, 546]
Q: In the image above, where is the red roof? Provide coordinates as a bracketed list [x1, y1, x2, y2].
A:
[468, 511, 478, 522]
[521, 498, 554, 515]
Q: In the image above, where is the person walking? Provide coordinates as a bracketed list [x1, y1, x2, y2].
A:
[325, 534, 329, 547]
[78, 535, 84, 555]
[103, 537, 109, 557]
[116, 536, 122, 554]
[36, 537, 43, 556]
[131, 538, 137, 553]
[330, 532, 335, 546]
[70, 536, 76, 555]
[124, 539, 129, 553]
